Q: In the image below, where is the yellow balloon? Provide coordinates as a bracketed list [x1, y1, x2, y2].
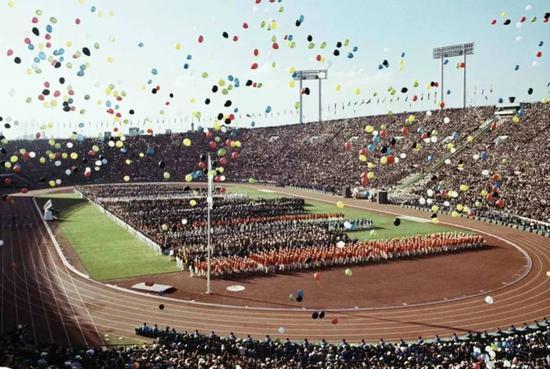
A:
[175, 42, 182, 50]
[185, 174, 193, 182]
[39, 157, 46, 164]
[380, 156, 388, 165]
[115, 141, 124, 148]
[365, 125, 374, 133]
[289, 80, 296, 88]
[336, 201, 345, 209]
[48, 180, 56, 187]
[367, 172, 375, 179]
[431, 205, 440, 212]
[183, 138, 192, 147]
[163, 172, 171, 180]
[512, 116, 520, 124]
[432, 217, 440, 224]
[354, 88, 361, 95]
[190, 199, 197, 206]
[123, 175, 130, 182]
[459, 184, 469, 192]
[359, 154, 367, 162]
[456, 204, 464, 212]
[70, 152, 78, 160]
[451, 211, 459, 217]
[10, 155, 18, 163]
[335, 84, 342, 91]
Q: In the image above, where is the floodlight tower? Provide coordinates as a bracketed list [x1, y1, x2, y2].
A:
[293, 69, 328, 124]
[432, 43, 474, 108]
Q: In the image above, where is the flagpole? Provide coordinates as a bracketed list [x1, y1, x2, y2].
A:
[206, 153, 213, 294]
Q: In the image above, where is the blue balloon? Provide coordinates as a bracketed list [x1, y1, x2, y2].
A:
[347, 53, 354, 59]
[46, 24, 52, 33]
[539, 41, 544, 47]
[33, 57, 41, 63]
[28, 44, 34, 50]
[514, 65, 520, 71]
[353, 46, 359, 52]
[373, 135, 381, 144]
[299, 15, 304, 22]
[151, 68, 158, 75]
[138, 42, 144, 47]
[90, 6, 96, 12]
[367, 143, 375, 152]
[265, 106, 272, 113]
[444, 59, 449, 65]
[228, 75, 234, 81]
[78, 122, 85, 128]
[498, 98, 503, 104]
[146, 147, 154, 157]
[183, 63, 189, 69]
[427, 155, 433, 161]
[401, 52, 406, 58]
[186, 54, 192, 60]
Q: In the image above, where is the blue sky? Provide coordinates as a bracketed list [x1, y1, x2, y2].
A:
[0, 0, 547, 138]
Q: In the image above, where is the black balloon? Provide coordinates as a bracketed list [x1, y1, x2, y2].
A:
[82, 47, 91, 56]
[312, 312, 319, 319]
[32, 27, 39, 36]
[333, 49, 340, 56]
[393, 218, 401, 226]
[158, 161, 165, 169]
[212, 85, 219, 93]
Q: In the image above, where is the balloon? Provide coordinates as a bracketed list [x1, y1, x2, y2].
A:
[393, 218, 401, 226]
[484, 296, 494, 304]
[336, 201, 344, 209]
[344, 268, 352, 277]
[331, 318, 338, 324]
[313, 272, 320, 281]
[278, 327, 285, 334]
[312, 312, 319, 319]
[158, 304, 165, 310]
[289, 294, 296, 302]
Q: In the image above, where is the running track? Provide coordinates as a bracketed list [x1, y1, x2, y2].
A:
[0, 185, 549, 346]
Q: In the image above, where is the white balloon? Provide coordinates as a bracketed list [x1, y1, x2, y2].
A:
[426, 110, 432, 116]
[399, 153, 407, 159]
[481, 169, 490, 176]
[419, 197, 426, 205]
[473, 154, 480, 160]
[427, 189, 434, 197]
[0, 240, 4, 247]
[426, 198, 433, 205]
[181, 219, 188, 225]
[278, 327, 285, 334]
[444, 159, 451, 165]
[336, 240, 346, 248]
[443, 117, 450, 124]
[484, 296, 494, 304]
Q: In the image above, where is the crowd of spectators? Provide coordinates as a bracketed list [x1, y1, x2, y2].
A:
[2, 103, 548, 223]
[3, 321, 550, 369]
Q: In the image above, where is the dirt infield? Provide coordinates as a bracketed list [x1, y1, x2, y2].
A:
[1, 184, 549, 346]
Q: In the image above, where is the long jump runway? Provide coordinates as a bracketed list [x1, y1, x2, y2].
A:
[0, 185, 549, 345]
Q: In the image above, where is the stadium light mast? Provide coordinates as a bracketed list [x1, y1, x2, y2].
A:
[205, 153, 213, 294]
[432, 43, 474, 109]
[293, 69, 328, 124]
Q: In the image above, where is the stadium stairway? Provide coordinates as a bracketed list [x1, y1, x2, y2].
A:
[398, 116, 503, 190]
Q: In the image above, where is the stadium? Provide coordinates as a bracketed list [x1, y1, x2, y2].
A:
[0, 1, 549, 368]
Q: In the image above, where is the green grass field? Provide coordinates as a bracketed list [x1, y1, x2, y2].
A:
[229, 185, 463, 241]
[35, 184, 466, 282]
[35, 196, 179, 281]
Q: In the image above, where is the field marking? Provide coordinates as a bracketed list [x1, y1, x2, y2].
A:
[399, 215, 432, 223]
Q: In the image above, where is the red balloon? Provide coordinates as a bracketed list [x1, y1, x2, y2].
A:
[219, 157, 228, 166]
[208, 141, 217, 150]
[360, 177, 369, 186]
[231, 152, 239, 160]
[13, 165, 21, 174]
[358, 148, 367, 156]
[379, 129, 387, 138]
[198, 35, 204, 43]
[439, 101, 446, 109]
[198, 161, 207, 169]
[253, 49, 259, 56]
[232, 35, 238, 42]
[520, 16, 526, 23]
[331, 318, 338, 325]
[35, 132, 41, 139]
[251, 63, 258, 70]
[490, 19, 497, 25]
[344, 142, 352, 151]
[495, 199, 505, 208]
[386, 155, 395, 164]
[316, 54, 322, 61]
[272, 42, 279, 49]
[20, 188, 28, 194]
[401, 127, 409, 135]
[412, 95, 418, 102]
[242, 22, 248, 29]
[4, 177, 12, 185]
[313, 272, 320, 281]
[536, 51, 542, 58]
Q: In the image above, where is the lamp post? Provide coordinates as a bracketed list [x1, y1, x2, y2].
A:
[293, 69, 328, 124]
[205, 154, 213, 294]
[432, 43, 474, 109]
